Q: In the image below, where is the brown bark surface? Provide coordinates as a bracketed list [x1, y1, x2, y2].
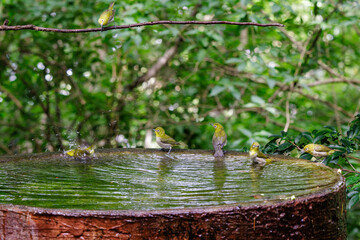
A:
[0, 181, 346, 240]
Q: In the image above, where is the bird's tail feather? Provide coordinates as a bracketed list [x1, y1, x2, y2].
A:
[178, 142, 187, 148]
[214, 145, 224, 157]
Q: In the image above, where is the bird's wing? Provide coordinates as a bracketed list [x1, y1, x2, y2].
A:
[217, 135, 227, 147]
[109, 9, 115, 22]
[213, 134, 227, 150]
[314, 145, 332, 152]
[160, 135, 179, 145]
[257, 151, 268, 159]
[85, 145, 95, 155]
[66, 149, 76, 157]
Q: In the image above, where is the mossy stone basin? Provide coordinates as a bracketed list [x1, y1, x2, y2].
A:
[0, 149, 346, 239]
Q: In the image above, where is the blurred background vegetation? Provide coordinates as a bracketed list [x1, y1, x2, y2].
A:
[1, 0, 360, 238]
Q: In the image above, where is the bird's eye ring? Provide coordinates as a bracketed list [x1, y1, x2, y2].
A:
[214, 125, 217, 128]
[157, 130, 160, 132]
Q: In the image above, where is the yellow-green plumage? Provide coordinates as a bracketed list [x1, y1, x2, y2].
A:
[249, 142, 271, 164]
[66, 145, 95, 158]
[98, 2, 115, 30]
[211, 123, 227, 157]
[153, 127, 181, 154]
[303, 144, 335, 157]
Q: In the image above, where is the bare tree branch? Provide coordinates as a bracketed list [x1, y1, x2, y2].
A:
[307, 78, 360, 86]
[125, 39, 181, 91]
[317, 60, 360, 89]
[292, 88, 353, 118]
[0, 85, 23, 110]
[2, 19, 9, 26]
[284, 32, 312, 132]
[283, 92, 291, 132]
[0, 21, 284, 33]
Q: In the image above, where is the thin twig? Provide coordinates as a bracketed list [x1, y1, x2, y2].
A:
[318, 60, 359, 90]
[0, 142, 12, 155]
[332, 88, 342, 134]
[0, 85, 23, 110]
[0, 21, 284, 33]
[3, 19, 9, 26]
[345, 157, 357, 171]
[347, 155, 360, 161]
[292, 88, 353, 118]
[336, 164, 360, 174]
[286, 140, 303, 151]
[284, 92, 291, 132]
[307, 78, 360, 86]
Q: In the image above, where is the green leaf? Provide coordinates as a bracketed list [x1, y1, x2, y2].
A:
[229, 87, 241, 100]
[266, 77, 276, 89]
[251, 95, 265, 105]
[313, 134, 326, 143]
[277, 142, 293, 151]
[272, 3, 281, 13]
[350, 182, 360, 191]
[348, 193, 359, 209]
[348, 191, 359, 198]
[347, 176, 360, 186]
[314, 130, 331, 137]
[323, 126, 336, 133]
[302, 132, 313, 142]
[209, 86, 226, 97]
[294, 134, 302, 144]
[236, 62, 247, 71]
[133, 35, 142, 46]
[196, 49, 207, 62]
[240, 128, 252, 137]
[269, 134, 282, 139]
[340, 138, 354, 149]
[329, 145, 346, 151]
[300, 152, 313, 160]
[348, 125, 360, 139]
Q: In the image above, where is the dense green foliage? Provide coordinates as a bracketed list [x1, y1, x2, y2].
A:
[1, 0, 360, 237]
[263, 114, 360, 239]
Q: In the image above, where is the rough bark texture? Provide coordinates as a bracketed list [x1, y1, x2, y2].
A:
[0, 182, 346, 240]
[0, 150, 346, 239]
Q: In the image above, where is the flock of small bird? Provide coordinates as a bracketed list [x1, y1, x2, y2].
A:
[153, 123, 336, 164]
[63, 123, 337, 165]
[89, 3, 337, 163]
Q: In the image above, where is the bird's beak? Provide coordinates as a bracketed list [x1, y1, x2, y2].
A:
[210, 123, 214, 126]
[152, 129, 155, 131]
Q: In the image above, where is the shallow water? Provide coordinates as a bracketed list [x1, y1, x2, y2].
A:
[0, 151, 339, 210]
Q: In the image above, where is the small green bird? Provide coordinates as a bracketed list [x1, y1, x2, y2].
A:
[153, 127, 183, 154]
[211, 123, 227, 157]
[98, 2, 115, 31]
[249, 142, 271, 164]
[303, 144, 335, 157]
[66, 145, 95, 158]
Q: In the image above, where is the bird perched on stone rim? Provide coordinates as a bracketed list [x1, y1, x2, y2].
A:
[303, 144, 335, 157]
[210, 123, 227, 157]
[153, 127, 185, 154]
[98, 2, 115, 31]
[249, 142, 271, 165]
